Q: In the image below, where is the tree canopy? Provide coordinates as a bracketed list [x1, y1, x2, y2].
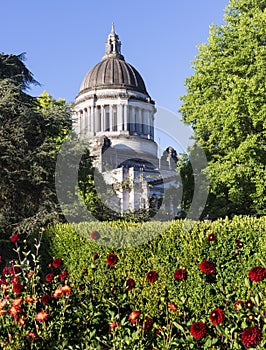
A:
[0, 54, 72, 236]
[179, 0, 266, 218]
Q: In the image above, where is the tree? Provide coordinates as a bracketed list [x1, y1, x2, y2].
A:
[0, 54, 72, 236]
[179, 0, 266, 218]
[0, 52, 39, 90]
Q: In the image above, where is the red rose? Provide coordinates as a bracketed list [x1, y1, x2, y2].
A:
[241, 327, 262, 348]
[106, 253, 118, 266]
[200, 260, 216, 275]
[41, 294, 51, 305]
[210, 308, 225, 325]
[128, 310, 141, 324]
[144, 317, 153, 332]
[59, 270, 68, 281]
[52, 258, 62, 269]
[126, 278, 135, 291]
[248, 266, 266, 282]
[190, 322, 207, 339]
[45, 273, 54, 283]
[174, 268, 187, 281]
[10, 233, 19, 243]
[90, 231, 100, 240]
[168, 302, 178, 312]
[146, 270, 158, 283]
[207, 233, 216, 242]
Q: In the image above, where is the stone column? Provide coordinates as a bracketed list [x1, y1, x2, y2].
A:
[123, 104, 128, 131]
[91, 106, 95, 134]
[117, 104, 123, 131]
[142, 110, 148, 136]
[101, 105, 105, 132]
[109, 105, 113, 131]
[95, 106, 100, 132]
[130, 106, 136, 133]
[150, 113, 154, 140]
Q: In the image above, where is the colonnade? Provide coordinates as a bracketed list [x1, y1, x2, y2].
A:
[75, 104, 154, 140]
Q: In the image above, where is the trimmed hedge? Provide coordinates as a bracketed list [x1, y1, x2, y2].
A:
[43, 216, 266, 321]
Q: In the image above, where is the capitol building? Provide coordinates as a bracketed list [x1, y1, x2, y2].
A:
[73, 25, 179, 217]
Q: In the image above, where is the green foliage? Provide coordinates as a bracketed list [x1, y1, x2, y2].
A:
[179, 0, 266, 218]
[0, 53, 72, 236]
[0, 52, 39, 90]
[44, 216, 266, 321]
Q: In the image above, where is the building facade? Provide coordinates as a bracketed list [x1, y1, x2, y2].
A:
[73, 25, 179, 217]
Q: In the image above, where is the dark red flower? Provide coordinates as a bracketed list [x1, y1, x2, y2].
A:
[59, 270, 68, 281]
[249, 266, 266, 282]
[11, 276, 20, 284]
[241, 327, 262, 348]
[90, 231, 100, 240]
[236, 239, 243, 248]
[190, 322, 207, 339]
[52, 258, 62, 269]
[9, 266, 20, 275]
[200, 260, 216, 275]
[106, 253, 118, 266]
[45, 273, 54, 283]
[174, 268, 187, 281]
[0, 277, 8, 286]
[245, 299, 253, 309]
[12, 283, 24, 295]
[128, 310, 141, 324]
[93, 252, 99, 261]
[156, 327, 163, 335]
[234, 300, 245, 313]
[210, 308, 225, 325]
[146, 270, 158, 283]
[41, 294, 51, 305]
[247, 314, 254, 321]
[168, 302, 178, 312]
[126, 278, 135, 291]
[10, 233, 19, 243]
[144, 317, 153, 332]
[2, 266, 9, 276]
[207, 232, 216, 242]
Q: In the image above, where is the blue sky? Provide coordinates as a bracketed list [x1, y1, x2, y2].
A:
[1, 0, 229, 150]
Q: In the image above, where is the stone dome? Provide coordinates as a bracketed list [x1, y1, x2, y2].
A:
[79, 24, 149, 96]
[80, 58, 148, 95]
